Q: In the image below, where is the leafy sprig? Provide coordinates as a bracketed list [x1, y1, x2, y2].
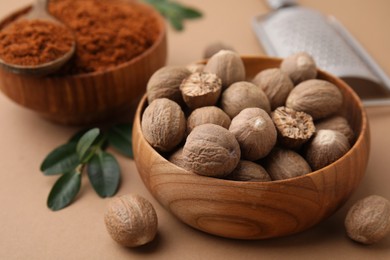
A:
[143, 0, 202, 31]
[41, 124, 133, 211]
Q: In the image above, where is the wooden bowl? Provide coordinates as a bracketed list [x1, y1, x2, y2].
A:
[132, 56, 370, 239]
[0, 3, 167, 125]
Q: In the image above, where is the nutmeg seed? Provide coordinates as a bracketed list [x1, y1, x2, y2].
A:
[204, 50, 245, 89]
[182, 124, 241, 178]
[147, 66, 191, 105]
[286, 79, 343, 120]
[345, 195, 390, 245]
[280, 52, 317, 84]
[305, 129, 350, 170]
[186, 63, 205, 73]
[169, 148, 186, 169]
[229, 108, 277, 161]
[203, 41, 235, 59]
[104, 194, 158, 247]
[227, 160, 271, 182]
[252, 68, 294, 110]
[265, 148, 311, 180]
[141, 98, 186, 152]
[221, 81, 271, 118]
[315, 115, 355, 145]
[187, 106, 231, 134]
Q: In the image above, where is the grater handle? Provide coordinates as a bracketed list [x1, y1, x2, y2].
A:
[266, 0, 297, 10]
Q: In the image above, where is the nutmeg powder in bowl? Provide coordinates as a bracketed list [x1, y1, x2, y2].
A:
[48, 0, 160, 75]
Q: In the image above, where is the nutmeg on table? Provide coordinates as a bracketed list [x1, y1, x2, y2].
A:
[345, 195, 390, 245]
[104, 194, 158, 248]
[141, 50, 354, 181]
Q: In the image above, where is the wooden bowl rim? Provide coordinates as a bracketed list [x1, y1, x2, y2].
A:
[0, 1, 166, 79]
[135, 55, 369, 186]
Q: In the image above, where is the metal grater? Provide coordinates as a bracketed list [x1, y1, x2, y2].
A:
[252, 0, 390, 106]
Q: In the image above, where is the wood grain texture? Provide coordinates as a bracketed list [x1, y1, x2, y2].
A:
[133, 56, 370, 239]
[0, 3, 167, 125]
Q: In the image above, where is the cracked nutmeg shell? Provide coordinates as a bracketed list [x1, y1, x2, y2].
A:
[305, 129, 350, 170]
[182, 124, 241, 178]
[180, 72, 222, 110]
[271, 106, 315, 149]
[229, 107, 277, 161]
[286, 79, 343, 120]
[141, 98, 186, 152]
[345, 195, 390, 245]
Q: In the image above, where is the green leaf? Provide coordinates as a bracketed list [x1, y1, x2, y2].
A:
[87, 152, 120, 198]
[47, 170, 81, 211]
[76, 128, 100, 163]
[177, 7, 203, 19]
[107, 124, 133, 158]
[179, 7, 202, 19]
[143, 0, 165, 4]
[143, 0, 202, 31]
[68, 128, 90, 143]
[40, 142, 79, 175]
[169, 2, 202, 19]
[168, 15, 184, 31]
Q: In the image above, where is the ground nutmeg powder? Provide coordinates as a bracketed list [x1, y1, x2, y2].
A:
[48, 0, 160, 75]
[0, 19, 73, 66]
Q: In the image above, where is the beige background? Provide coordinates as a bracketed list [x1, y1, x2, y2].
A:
[1, 0, 390, 259]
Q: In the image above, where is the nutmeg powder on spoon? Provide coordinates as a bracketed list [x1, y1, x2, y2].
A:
[0, 19, 73, 66]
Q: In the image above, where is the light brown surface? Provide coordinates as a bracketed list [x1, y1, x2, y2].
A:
[0, 0, 389, 259]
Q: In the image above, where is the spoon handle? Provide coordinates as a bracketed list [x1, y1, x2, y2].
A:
[35, 0, 49, 9]
[26, 0, 55, 21]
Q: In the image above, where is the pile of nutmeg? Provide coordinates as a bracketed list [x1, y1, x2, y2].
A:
[141, 50, 354, 182]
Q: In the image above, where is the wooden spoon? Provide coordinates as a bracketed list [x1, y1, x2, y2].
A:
[0, 0, 75, 76]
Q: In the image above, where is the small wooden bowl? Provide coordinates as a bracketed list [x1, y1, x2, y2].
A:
[132, 56, 370, 239]
[0, 3, 167, 125]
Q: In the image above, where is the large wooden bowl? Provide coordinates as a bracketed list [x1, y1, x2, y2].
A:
[133, 56, 370, 239]
[0, 3, 167, 125]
